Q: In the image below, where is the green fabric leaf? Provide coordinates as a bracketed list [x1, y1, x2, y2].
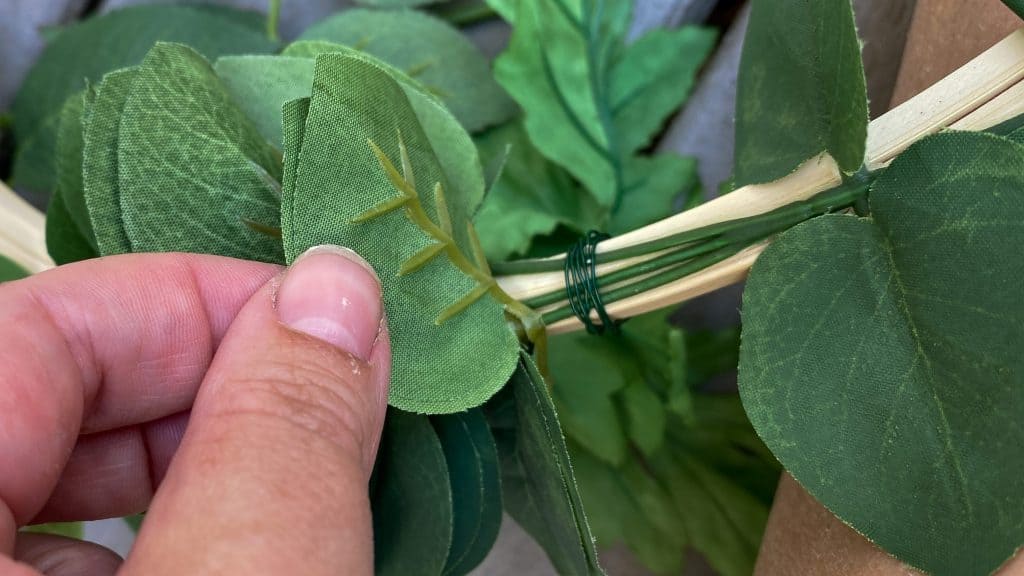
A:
[734, 0, 867, 187]
[0, 255, 28, 282]
[283, 53, 519, 413]
[739, 131, 1024, 575]
[215, 56, 316, 149]
[610, 153, 698, 236]
[11, 4, 276, 195]
[549, 331, 631, 466]
[572, 446, 688, 574]
[55, 89, 96, 249]
[115, 43, 283, 263]
[372, 410, 453, 576]
[610, 27, 716, 155]
[83, 68, 137, 256]
[297, 9, 514, 133]
[493, 0, 631, 208]
[473, 121, 602, 261]
[620, 382, 665, 457]
[431, 410, 503, 576]
[46, 189, 98, 265]
[485, 353, 603, 575]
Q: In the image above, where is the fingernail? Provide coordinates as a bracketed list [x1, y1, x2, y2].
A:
[277, 245, 383, 361]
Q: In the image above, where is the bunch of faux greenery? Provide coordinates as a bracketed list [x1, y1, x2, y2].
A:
[7, 0, 1024, 575]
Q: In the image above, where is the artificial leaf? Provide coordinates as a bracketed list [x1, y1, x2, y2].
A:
[0, 255, 28, 282]
[739, 132, 1024, 575]
[11, 4, 276, 194]
[372, 410, 453, 576]
[610, 26, 717, 154]
[55, 89, 96, 248]
[46, 190, 98, 265]
[115, 43, 283, 263]
[215, 56, 316, 148]
[620, 382, 666, 456]
[283, 53, 519, 413]
[493, 0, 631, 207]
[572, 445, 688, 574]
[473, 121, 602, 261]
[297, 9, 514, 132]
[734, 0, 867, 187]
[431, 410, 503, 576]
[82, 68, 137, 256]
[549, 331, 632, 465]
[610, 153, 698, 235]
[484, 353, 603, 575]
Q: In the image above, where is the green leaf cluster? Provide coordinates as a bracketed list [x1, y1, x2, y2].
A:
[732, 1, 1024, 574]
[475, 0, 715, 260]
[549, 311, 779, 574]
[11, 4, 277, 196]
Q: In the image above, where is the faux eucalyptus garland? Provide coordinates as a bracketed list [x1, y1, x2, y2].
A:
[6, 0, 1024, 575]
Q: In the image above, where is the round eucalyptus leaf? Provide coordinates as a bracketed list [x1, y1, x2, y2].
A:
[739, 132, 1024, 575]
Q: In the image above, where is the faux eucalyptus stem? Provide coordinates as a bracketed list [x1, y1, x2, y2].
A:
[515, 173, 874, 322]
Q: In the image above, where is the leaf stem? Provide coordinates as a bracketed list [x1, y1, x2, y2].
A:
[267, 0, 281, 43]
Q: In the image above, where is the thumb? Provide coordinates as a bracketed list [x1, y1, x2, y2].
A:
[123, 245, 390, 576]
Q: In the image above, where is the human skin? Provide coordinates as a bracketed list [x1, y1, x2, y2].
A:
[0, 246, 390, 575]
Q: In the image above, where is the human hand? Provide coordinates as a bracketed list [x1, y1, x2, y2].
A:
[0, 246, 390, 575]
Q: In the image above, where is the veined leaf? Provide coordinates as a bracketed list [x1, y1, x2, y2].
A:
[739, 132, 1024, 575]
[493, 0, 630, 208]
[484, 353, 604, 575]
[115, 43, 283, 263]
[372, 410, 453, 576]
[46, 188, 97, 265]
[283, 53, 519, 413]
[297, 8, 515, 132]
[11, 4, 276, 194]
[473, 121, 603, 261]
[215, 56, 316, 148]
[83, 68, 137, 256]
[734, 0, 867, 186]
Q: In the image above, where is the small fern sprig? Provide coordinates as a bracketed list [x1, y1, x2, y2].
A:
[353, 131, 547, 362]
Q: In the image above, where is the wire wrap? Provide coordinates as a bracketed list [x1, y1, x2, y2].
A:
[564, 230, 619, 334]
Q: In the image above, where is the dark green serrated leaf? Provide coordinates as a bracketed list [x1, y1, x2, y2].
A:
[355, 0, 439, 6]
[549, 332, 632, 466]
[55, 89, 96, 249]
[484, 353, 603, 575]
[372, 410, 453, 576]
[739, 131, 1024, 575]
[298, 8, 514, 132]
[572, 445, 688, 574]
[610, 26, 717, 154]
[734, 0, 867, 187]
[493, 0, 631, 208]
[115, 43, 283, 263]
[46, 188, 98, 265]
[283, 53, 518, 413]
[620, 382, 666, 457]
[11, 4, 276, 194]
[0, 255, 28, 282]
[610, 153, 698, 235]
[473, 121, 602, 261]
[431, 410, 503, 576]
[83, 68, 137, 256]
